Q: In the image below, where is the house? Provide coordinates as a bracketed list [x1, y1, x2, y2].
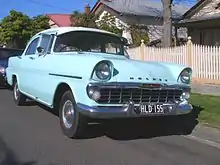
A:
[91, 0, 191, 45]
[46, 4, 91, 28]
[177, 0, 220, 46]
[46, 14, 72, 28]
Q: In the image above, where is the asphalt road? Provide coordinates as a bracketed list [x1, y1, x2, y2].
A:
[0, 88, 220, 165]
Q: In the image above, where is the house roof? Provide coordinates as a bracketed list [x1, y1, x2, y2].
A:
[46, 14, 72, 27]
[178, 0, 220, 24]
[91, 0, 191, 18]
[180, 0, 207, 19]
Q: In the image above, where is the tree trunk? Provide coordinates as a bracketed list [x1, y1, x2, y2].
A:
[162, 0, 172, 47]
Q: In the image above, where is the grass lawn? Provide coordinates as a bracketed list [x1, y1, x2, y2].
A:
[189, 93, 220, 127]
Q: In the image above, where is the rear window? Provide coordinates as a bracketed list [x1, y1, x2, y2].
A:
[0, 48, 23, 59]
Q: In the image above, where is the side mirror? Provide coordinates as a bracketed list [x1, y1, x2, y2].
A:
[37, 46, 44, 54]
[121, 37, 131, 46]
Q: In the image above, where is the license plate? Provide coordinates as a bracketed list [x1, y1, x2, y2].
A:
[139, 103, 164, 114]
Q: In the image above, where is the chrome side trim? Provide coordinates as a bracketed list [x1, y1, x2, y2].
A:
[49, 73, 82, 79]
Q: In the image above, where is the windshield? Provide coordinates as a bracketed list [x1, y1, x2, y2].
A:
[53, 31, 126, 56]
[0, 48, 23, 60]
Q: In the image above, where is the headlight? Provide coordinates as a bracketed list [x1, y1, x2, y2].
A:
[86, 85, 101, 101]
[94, 62, 111, 81]
[0, 66, 5, 74]
[178, 68, 192, 84]
[180, 92, 190, 100]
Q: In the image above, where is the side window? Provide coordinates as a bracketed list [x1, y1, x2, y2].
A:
[47, 35, 55, 54]
[40, 34, 53, 54]
[25, 37, 40, 55]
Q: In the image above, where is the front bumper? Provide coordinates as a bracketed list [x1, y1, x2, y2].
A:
[77, 100, 193, 119]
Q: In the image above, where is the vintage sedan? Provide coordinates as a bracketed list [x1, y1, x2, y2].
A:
[6, 27, 193, 138]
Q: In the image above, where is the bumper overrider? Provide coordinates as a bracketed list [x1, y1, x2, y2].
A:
[0, 73, 7, 85]
[0, 66, 7, 85]
[77, 82, 193, 119]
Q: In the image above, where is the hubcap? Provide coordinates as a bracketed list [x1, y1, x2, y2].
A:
[62, 100, 75, 129]
[14, 83, 19, 100]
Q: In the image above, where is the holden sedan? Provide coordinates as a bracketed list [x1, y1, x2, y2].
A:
[6, 27, 193, 138]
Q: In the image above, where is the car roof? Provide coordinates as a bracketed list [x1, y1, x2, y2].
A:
[35, 27, 120, 37]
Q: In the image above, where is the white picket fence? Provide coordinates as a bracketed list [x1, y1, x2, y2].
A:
[127, 39, 220, 84]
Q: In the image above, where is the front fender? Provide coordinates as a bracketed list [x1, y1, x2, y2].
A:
[50, 78, 94, 108]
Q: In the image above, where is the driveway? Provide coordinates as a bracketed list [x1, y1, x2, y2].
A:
[0, 88, 220, 165]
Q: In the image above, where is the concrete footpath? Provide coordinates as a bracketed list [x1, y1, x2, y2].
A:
[191, 83, 220, 96]
[188, 83, 220, 148]
[185, 124, 220, 149]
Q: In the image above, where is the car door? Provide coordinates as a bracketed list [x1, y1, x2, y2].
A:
[26, 33, 55, 103]
[18, 36, 40, 95]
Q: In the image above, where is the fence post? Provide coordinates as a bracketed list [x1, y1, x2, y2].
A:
[187, 36, 192, 67]
[140, 39, 145, 61]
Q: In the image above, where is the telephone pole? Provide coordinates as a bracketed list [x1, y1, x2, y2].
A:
[161, 0, 173, 47]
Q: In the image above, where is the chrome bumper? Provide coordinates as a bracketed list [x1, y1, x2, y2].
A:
[77, 100, 193, 119]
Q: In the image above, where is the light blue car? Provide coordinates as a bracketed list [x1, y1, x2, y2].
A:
[6, 27, 193, 138]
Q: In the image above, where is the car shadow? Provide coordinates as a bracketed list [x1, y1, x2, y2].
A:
[0, 136, 36, 165]
[77, 105, 202, 140]
[32, 101, 203, 140]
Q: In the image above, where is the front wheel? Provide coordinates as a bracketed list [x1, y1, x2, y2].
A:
[59, 90, 87, 139]
[13, 79, 26, 105]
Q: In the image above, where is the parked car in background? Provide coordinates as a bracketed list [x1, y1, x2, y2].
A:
[0, 48, 23, 86]
[6, 27, 193, 139]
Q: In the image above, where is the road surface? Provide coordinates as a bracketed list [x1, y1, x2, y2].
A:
[0, 88, 219, 165]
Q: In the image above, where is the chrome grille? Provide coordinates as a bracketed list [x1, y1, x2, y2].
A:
[97, 88, 183, 104]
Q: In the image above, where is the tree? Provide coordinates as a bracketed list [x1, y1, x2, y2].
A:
[31, 15, 50, 36]
[161, 0, 173, 47]
[71, 10, 98, 28]
[0, 10, 32, 49]
[129, 25, 149, 47]
[98, 13, 149, 46]
[0, 10, 50, 49]
[97, 13, 122, 35]
[70, 11, 149, 47]
[161, 0, 192, 47]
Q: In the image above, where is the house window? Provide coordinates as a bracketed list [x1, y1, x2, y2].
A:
[199, 28, 220, 46]
[213, 29, 220, 46]
[199, 31, 204, 45]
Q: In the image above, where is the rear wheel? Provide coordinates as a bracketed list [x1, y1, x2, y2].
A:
[13, 79, 26, 105]
[59, 90, 87, 139]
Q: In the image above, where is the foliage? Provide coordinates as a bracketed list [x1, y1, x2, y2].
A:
[129, 25, 149, 47]
[97, 13, 122, 36]
[97, 13, 149, 46]
[31, 15, 50, 36]
[0, 10, 32, 49]
[70, 11, 149, 47]
[0, 10, 50, 49]
[71, 10, 98, 28]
